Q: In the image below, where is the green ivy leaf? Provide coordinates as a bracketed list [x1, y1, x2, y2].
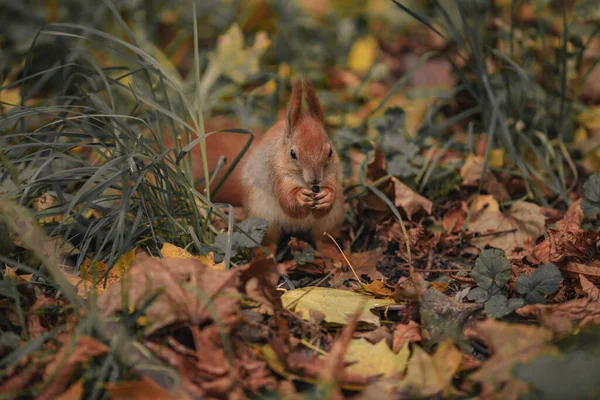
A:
[467, 287, 490, 303]
[516, 264, 562, 304]
[472, 249, 511, 291]
[484, 294, 524, 319]
[581, 171, 600, 218]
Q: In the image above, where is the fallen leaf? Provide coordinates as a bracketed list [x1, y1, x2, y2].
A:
[420, 287, 482, 350]
[105, 376, 187, 400]
[579, 274, 600, 299]
[468, 201, 546, 252]
[466, 320, 558, 399]
[443, 201, 468, 233]
[38, 336, 109, 399]
[56, 380, 83, 400]
[391, 177, 432, 219]
[560, 260, 600, 281]
[460, 155, 510, 201]
[97, 254, 241, 334]
[396, 341, 462, 397]
[392, 321, 422, 352]
[344, 339, 410, 379]
[281, 287, 394, 328]
[516, 296, 600, 338]
[529, 201, 600, 265]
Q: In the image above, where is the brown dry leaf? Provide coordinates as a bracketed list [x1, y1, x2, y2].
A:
[320, 311, 362, 398]
[239, 257, 283, 313]
[580, 275, 600, 300]
[466, 320, 558, 399]
[97, 253, 241, 334]
[516, 296, 600, 338]
[443, 201, 468, 233]
[105, 376, 188, 400]
[468, 201, 546, 252]
[391, 177, 432, 220]
[460, 155, 510, 201]
[529, 203, 600, 265]
[37, 336, 109, 399]
[348, 248, 386, 280]
[560, 260, 600, 281]
[392, 321, 422, 352]
[56, 380, 83, 400]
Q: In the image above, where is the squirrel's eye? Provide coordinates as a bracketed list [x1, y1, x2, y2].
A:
[328, 148, 333, 158]
[290, 149, 297, 160]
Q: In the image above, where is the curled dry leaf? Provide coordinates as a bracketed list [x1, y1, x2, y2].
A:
[516, 296, 600, 338]
[97, 253, 241, 334]
[529, 201, 600, 265]
[560, 260, 600, 282]
[391, 177, 432, 220]
[579, 274, 600, 299]
[38, 336, 108, 399]
[468, 200, 546, 252]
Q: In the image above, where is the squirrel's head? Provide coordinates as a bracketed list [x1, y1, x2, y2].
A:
[281, 78, 338, 189]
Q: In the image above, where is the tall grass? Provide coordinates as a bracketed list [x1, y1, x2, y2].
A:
[393, 0, 599, 207]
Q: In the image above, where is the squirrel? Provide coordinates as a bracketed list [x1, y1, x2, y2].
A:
[161, 78, 344, 254]
[241, 78, 344, 251]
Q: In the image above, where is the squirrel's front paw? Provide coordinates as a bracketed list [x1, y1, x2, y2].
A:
[297, 189, 315, 208]
[312, 188, 334, 213]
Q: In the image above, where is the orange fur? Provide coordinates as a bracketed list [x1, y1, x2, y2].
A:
[241, 77, 344, 244]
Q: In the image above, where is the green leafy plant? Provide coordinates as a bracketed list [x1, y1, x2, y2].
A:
[516, 264, 562, 305]
[581, 171, 600, 218]
[469, 249, 524, 318]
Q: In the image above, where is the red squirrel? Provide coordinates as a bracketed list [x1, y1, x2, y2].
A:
[241, 78, 344, 246]
[166, 78, 344, 248]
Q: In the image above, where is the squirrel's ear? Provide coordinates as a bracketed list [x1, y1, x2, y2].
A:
[304, 79, 324, 123]
[287, 78, 303, 131]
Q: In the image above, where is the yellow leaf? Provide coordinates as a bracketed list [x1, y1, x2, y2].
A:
[344, 339, 409, 379]
[574, 126, 588, 143]
[161, 243, 225, 270]
[577, 106, 600, 130]
[348, 36, 379, 74]
[160, 242, 193, 259]
[471, 195, 499, 213]
[488, 148, 505, 168]
[281, 287, 394, 328]
[431, 282, 449, 293]
[397, 341, 462, 397]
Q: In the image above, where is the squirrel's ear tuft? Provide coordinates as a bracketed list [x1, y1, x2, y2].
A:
[304, 79, 324, 123]
[287, 77, 303, 131]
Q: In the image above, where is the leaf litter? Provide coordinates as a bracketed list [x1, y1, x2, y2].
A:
[2, 1, 600, 399]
